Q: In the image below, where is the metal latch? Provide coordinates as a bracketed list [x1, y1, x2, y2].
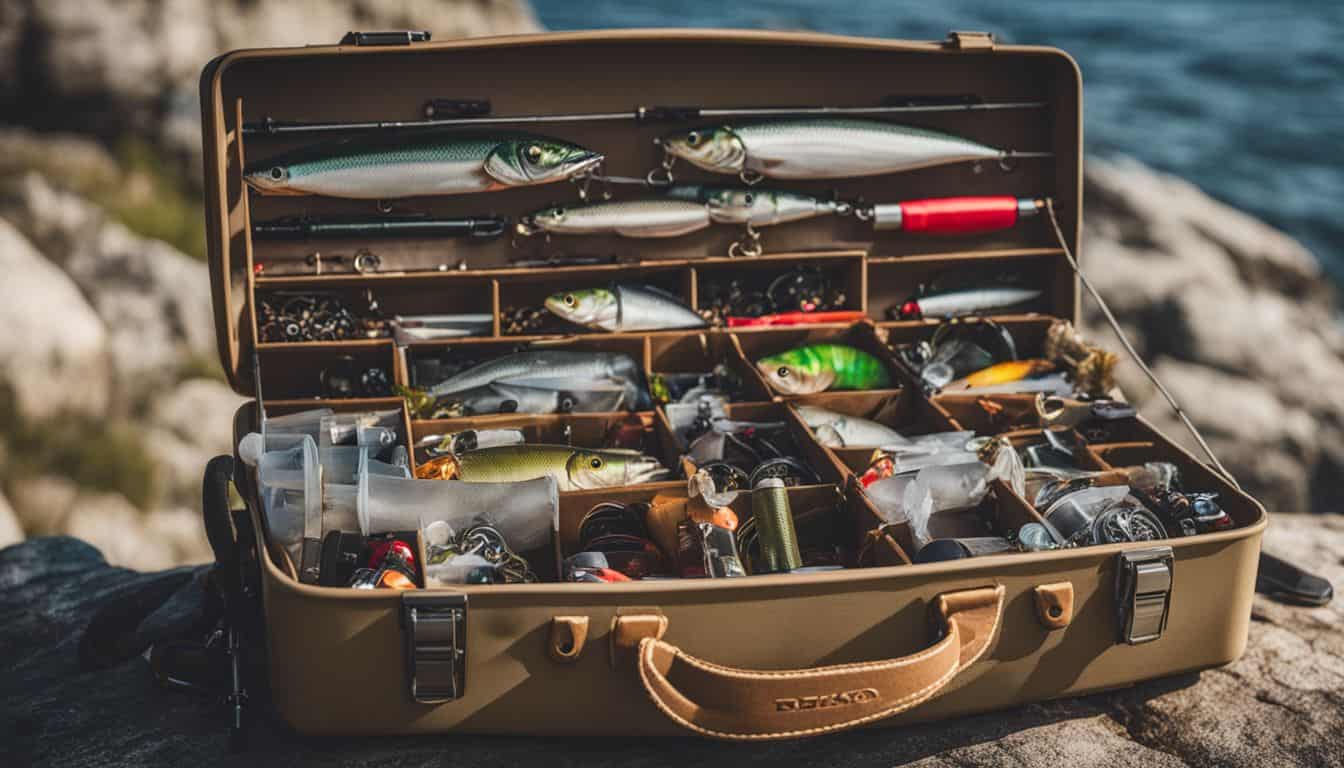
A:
[402, 593, 466, 703]
[944, 30, 996, 50]
[1116, 547, 1173, 644]
[340, 30, 432, 46]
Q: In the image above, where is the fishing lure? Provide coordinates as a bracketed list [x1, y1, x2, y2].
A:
[543, 285, 706, 332]
[949, 359, 1056, 389]
[666, 186, 843, 227]
[659, 119, 1041, 182]
[794, 405, 909, 448]
[755, 344, 893, 394]
[449, 444, 669, 491]
[245, 134, 602, 199]
[517, 199, 710, 238]
[893, 285, 1043, 320]
[427, 350, 643, 399]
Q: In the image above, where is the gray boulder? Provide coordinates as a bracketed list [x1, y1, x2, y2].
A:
[1, 0, 541, 175]
[1081, 158, 1344, 513]
[1, 172, 215, 401]
[0, 216, 111, 421]
[0, 492, 21, 549]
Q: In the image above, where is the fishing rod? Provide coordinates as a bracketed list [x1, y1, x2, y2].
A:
[241, 98, 1048, 137]
[252, 215, 507, 240]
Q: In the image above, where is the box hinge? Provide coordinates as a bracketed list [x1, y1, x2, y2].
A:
[401, 592, 466, 703]
[1116, 547, 1173, 645]
[340, 30, 432, 46]
[944, 30, 996, 50]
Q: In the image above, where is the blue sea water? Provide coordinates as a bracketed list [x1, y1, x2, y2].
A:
[531, 1, 1344, 285]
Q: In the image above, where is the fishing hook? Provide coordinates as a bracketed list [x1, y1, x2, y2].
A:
[997, 151, 1018, 173]
[728, 222, 763, 258]
[739, 168, 764, 186]
[646, 152, 676, 186]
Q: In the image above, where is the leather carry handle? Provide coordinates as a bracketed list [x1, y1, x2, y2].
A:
[636, 585, 1004, 741]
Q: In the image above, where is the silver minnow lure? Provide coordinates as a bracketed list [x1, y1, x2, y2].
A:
[428, 350, 643, 399]
[898, 286, 1043, 319]
[517, 199, 710, 238]
[245, 134, 602, 199]
[795, 405, 910, 448]
[544, 285, 706, 332]
[665, 186, 841, 227]
[660, 118, 1002, 180]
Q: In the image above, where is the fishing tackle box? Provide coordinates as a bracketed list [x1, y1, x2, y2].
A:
[200, 29, 1267, 741]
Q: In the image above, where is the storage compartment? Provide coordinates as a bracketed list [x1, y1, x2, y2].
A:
[866, 249, 1067, 322]
[692, 250, 865, 325]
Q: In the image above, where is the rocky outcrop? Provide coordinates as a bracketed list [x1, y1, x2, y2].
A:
[1, 514, 1339, 766]
[1081, 158, 1344, 514]
[0, 0, 541, 175]
[3, 172, 216, 396]
[0, 217, 111, 421]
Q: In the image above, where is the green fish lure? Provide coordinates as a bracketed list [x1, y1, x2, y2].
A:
[755, 343, 892, 394]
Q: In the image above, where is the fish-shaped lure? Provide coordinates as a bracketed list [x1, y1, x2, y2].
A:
[660, 119, 1004, 181]
[518, 199, 710, 238]
[794, 405, 909, 448]
[893, 285, 1043, 320]
[517, 187, 838, 239]
[428, 350, 643, 398]
[544, 285, 706, 332]
[245, 134, 602, 199]
[666, 186, 842, 227]
[451, 444, 669, 491]
[755, 344, 892, 395]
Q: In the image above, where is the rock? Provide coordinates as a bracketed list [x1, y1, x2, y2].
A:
[0, 492, 22, 549]
[143, 507, 213, 565]
[1082, 158, 1344, 514]
[62, 491, 177, 570]
[145, 378, 246, 505]
[2, 515, 1340, 766]
[5, 474, 81, 536]
[0, 217, 111, 422]
[0, 172, 215, 399]
[2, 0, 541, 176]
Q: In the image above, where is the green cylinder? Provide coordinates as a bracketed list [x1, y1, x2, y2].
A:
[751, 478, 802, 573]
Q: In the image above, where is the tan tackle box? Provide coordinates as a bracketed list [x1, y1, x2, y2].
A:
[200, 28, 1266, 740]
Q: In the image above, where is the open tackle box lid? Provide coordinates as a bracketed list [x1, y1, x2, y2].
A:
[199, 28, 1082, 396]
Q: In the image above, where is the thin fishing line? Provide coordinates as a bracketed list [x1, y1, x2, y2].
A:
[1044, 198, 1241, 491]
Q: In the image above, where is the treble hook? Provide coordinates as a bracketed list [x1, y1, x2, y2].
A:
[739, 168, 764, 186]
[998, 151, 1018, 173]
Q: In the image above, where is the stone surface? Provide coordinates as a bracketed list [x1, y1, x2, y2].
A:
[0, 491, 21, 548]
[1081, 158, 1344, 515]
[145, 378, 247, 505]
[0, 216, 111, 421]
[0, 0, 541, 173]
[1, 515, 1339, 767]
[1, 172, 215, 394]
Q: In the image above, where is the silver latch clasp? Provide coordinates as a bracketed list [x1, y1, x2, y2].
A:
[402, 593, 466, 703]
[1116, 547, 1173, 644]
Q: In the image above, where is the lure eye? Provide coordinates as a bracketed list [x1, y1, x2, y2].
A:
[563, 294, 576, 306]
[526, 144, 543, 162]
[269, 167, 284, 180]
[686, 131, 702, 147]
[743, 193, 754, 205]
[777, 366, 790, 379]
[589, 457, 604, 470]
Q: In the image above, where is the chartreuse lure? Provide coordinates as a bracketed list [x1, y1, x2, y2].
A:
[755, 343, 892, 394]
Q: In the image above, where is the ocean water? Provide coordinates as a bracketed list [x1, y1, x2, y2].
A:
[531, 1, 1344, 285]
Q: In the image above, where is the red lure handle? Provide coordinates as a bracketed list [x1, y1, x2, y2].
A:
[726, 310, 866, 328]
[898, 196, 1030, 233]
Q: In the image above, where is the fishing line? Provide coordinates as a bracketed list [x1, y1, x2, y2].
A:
[1044, 199, 1242, 491]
